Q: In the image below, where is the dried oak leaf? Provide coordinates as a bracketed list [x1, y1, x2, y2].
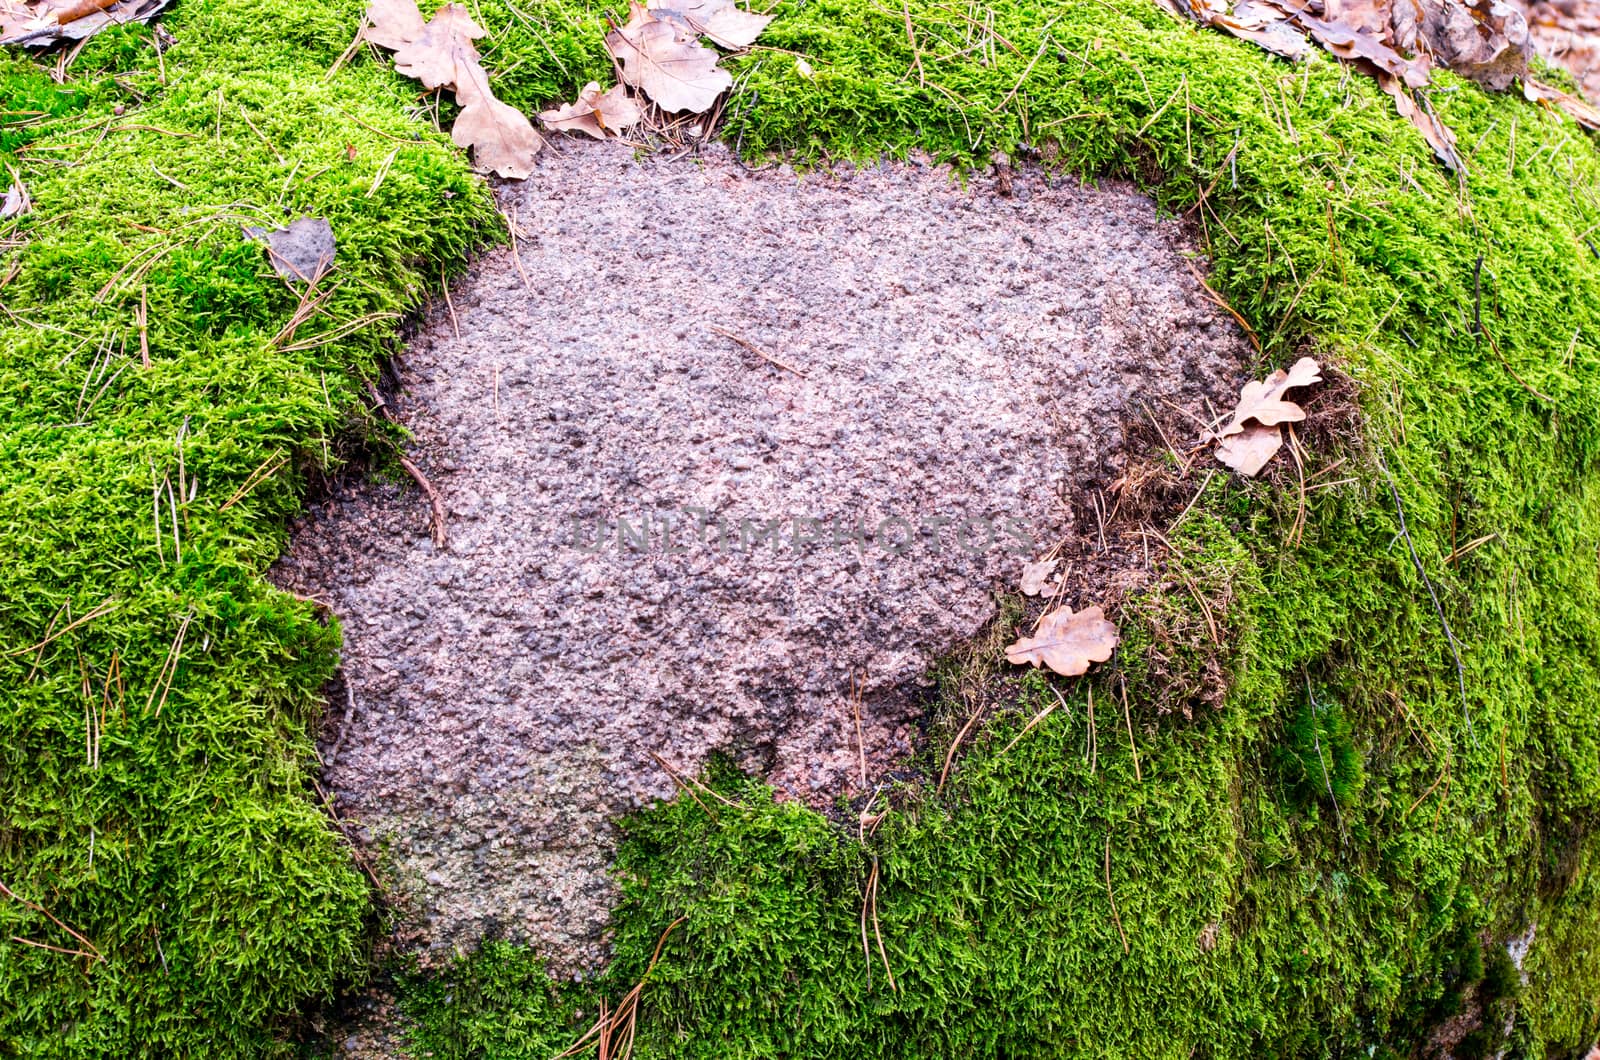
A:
[364, 0, 424, 50]
[1020, 558, 1059, 597]
[647, 0, 771, 49]
[1, 0, 171, 46]
[392, 3, 483, 89]
[606, 2, 734, 114]
[1321, 0, 1393, 37]
[1297, 13, 1432, 87]
[1004, 604, 1119, 677]
[1208, 0, 1313, 60]
[539, 81, 643, 138]
[0, 0, 30, 37]
[1215, 422, 1285, 477]
[1417, 0, 1530, 91]
[1216, 356, 1323, 438]
[453, 62, 545, 178]
[363, 0, 543, 179]
[1524, 78, 1600, 130]
[1377, 73, 1463, 172]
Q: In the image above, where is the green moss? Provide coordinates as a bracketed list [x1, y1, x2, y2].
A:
[6, 0, 1600, 1054]
[0, 0, 497, 1054]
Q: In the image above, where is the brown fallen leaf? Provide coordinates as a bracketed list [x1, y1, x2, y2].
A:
[1215, 422, 1285, 477]
[1377, 73, 1464, 172]
[1214, 2, 1314, 60]
[362, 0, 543, 179]
[1, 0, 169, 45]
[1216, 356, 1323, 438]
[391, 3, 483, 89]
[0, 0, 33, 36]
[648, 0, 772, 49]
[1417, 0, 1531, 90]
[1004, 604, 1119, 677]
[364, 0, 425, 50]
[606, 1, 735, 114]
[1524, 77, 1600, 130]
[1212, 356, 1323, 477]
[539, 81, 644, 138]
[1322, 0, 1393, 37]
[1298, 13, 1433, 86]
[1176, 0, 1588, 162]
[453, 63, 546, 179]
[1020, 558, 1059, 597]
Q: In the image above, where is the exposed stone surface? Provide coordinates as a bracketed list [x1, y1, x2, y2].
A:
[271, 141, 1253, 975]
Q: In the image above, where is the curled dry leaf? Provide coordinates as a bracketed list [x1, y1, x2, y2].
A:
[1020, 558, 1059, 597]
[605, 1, 734, 114]
[1213, 356, 1322, 477]
[1178, 0, 1572, 166]
[243, 217, 336, 284]
[539, 81, 644, 139]
[1377, 74, 1464, 172]
[647, 0, 772, 49]
[1216, 356, 1322, 438]
[1, 0, 170, 46]
[1524, 78, 1600, 131]
[1004, 604, 1119, 678]
[1215, 422, 1286, 477]
[363, 0, 543, 179]
[1417, 0, 1531, 90]
[1213, 1, 1314, 59]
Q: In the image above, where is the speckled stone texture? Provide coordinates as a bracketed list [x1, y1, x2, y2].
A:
[271, 142, 1253, 974]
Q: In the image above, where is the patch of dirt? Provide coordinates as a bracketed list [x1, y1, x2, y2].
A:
[271, 141, 1255, 975]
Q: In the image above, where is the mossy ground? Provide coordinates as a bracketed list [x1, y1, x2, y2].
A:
[3, 0, 1600, 1055]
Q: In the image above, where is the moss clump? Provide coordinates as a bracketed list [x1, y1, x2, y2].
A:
[1275, 686, 1365, 811]
[0, 0, 497, 1055]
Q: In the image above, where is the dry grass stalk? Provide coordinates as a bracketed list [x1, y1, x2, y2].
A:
[0, 879, 101, 961]
[556, 917, 687, 1060]
[1104, 833, 1129, 954]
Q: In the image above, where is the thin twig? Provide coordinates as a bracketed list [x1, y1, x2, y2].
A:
[6, 600, 116, 658]
[1104, 834, 1128, 954]
[1473, 253, 1552, 404]
[398, 456, 447, 548]
[1119, 677, 1141, 782]
[936, 695, 985, 795]
[218, 455, 288, 512]
[1000, 684, 1066, 755]
[902, 0, 926, 87]
[868, 857, 897, 991]
[1379, 455, 1474, 747]
[1183, 258, 1261, 354]
[147, 610, 193, 717]
[0, 880, 101, 960]
[647, 751, 717, 819]
[708, 325, 807, 378]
